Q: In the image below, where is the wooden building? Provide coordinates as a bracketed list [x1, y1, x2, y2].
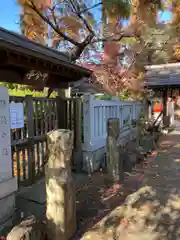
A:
[0, 27, 93, 184]
[144, 63, 180, 125]
[0, 27, 92, 90]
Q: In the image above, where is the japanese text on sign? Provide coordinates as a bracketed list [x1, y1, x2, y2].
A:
[10, 103, 24, 129]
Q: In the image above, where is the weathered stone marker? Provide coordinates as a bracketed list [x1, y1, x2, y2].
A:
[0, 86, 17, 232]
[46, 129, 76, 240]
[107, 119, 123, 182]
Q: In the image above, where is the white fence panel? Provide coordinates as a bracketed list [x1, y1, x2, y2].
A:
[82, 95, 143, 152]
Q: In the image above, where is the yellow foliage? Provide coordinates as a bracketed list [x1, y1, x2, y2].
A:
[174, 44, 180, 60]
[58, 16, 83, 30]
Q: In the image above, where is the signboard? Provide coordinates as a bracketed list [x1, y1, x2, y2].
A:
[10, 103, 24, 129]
[0, 86, 12, 182]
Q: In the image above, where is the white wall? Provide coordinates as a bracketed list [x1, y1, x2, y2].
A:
[83, 94, 143, 151]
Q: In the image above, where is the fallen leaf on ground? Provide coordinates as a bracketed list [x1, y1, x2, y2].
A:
[151, 151, 157, 157]
[113, 184, 121, 189]
[120, 219, 129, 226]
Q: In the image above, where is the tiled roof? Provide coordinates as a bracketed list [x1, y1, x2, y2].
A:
[144, 63, 180, 87]
[0, 27, 69, 61]
[71, 78, 104, 94]
[0, 27, 92, 76]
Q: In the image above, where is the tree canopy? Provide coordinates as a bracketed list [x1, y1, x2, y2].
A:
[16, 0, 180, 96]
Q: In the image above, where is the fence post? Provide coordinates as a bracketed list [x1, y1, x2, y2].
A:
[74, 98, 82, 148]
[25, 95, 35, 184]
[83, 94, 94, 150]
[56, 96, 68, 129]
[72, 98, 82, 171]
[132, 103, 136, 121]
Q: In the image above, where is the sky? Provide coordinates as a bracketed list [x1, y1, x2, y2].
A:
[158, 10, 172, 22]
[0, 0, 173, 34]
[1, 0, 20, 33]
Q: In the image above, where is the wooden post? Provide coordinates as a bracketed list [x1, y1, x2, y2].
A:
[46, 129, 76, 240]
[72, 98, 82, 171]
[107, 119, 123, 183]
[25, 95, 35, 184]
[148, 103, 152, 120]
[163, 88, 168, 125]
[57, 89, 65, 98]
[74, 98, 82, 149]
[136, 116, 141, 146]
[56, 96, 67, 129]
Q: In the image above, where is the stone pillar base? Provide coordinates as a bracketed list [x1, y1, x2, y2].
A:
[46, 177, 76, 240]
[0, 178, 17, 232]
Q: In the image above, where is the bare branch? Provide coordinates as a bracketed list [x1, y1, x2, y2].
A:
[27, 0, 81, 46]
[48, 5, 58, 26]
[70, 34, 94, 61]
[27, 0, 96, 61]
[79, 2, 102, 14]
[121, 42, 149, 82]
[93, 28, 140, 44]
[68, 0, 95, 36]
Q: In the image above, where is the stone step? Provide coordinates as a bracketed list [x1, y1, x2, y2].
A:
[15, 197, 45, 219]
[0, 210, 20, 237]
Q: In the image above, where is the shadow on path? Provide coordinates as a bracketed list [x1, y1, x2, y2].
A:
[76, 131, 180, 240]
[13, 129, 180, 240]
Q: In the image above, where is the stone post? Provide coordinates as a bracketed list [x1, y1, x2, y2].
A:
[46, 129, 76, 240]
[0, 86, 17, 231]
[136, 118, 141, 146]
[107, 119, 123, 183]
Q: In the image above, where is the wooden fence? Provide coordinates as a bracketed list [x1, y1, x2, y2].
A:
[10, 95, 82, 186]
[10, 94, 144, 185]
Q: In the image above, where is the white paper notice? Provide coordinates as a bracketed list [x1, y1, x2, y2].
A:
[10, 103, 24, 129]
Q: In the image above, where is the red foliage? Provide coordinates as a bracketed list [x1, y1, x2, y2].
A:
[82, 60, 143, 95]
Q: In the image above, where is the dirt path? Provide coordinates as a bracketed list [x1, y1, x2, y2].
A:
[74, 131, 180, 240]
